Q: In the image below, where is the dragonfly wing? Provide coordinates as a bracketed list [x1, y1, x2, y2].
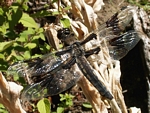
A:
[108, 30, 140, 60]
[109, 46, 128, 60]
[7, 53, 64, 83]
[97, 6, 137, 39]
[21, 68, 80, 106]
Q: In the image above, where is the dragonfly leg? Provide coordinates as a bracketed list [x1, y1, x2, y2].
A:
[80, 33, 97, 45]
[55, 47, 72, 56]
[84, 47, 100, 58]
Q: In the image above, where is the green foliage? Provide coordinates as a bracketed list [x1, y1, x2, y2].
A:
[0, 0, 72, 112]
[0, 104, 8, 113]
[37, 98, 51, 113]
[82, 102, 92, 109]
[36, 93, 74, 113]
[0, 0, 71, 71]
[0, 2, 49, 70]
[59, 93, 74, 107]
[60, 18, 70, 28]
[127, 0, 150, 11]
[56, 93, 74, 113]
[0, 40, 16, 52]
[19, 13, 38, 28]
[57, 107, 65, 113]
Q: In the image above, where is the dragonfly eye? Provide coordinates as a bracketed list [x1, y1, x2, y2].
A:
[57, 28, 71, 41]
[57, 28, 76, 46]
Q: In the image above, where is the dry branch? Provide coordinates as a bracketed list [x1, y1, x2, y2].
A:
[0, 72, 26, 113]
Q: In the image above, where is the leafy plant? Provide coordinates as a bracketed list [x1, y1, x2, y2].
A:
[127, 0, 150, 11]
[0, 104, 8, 113]
[82, 102, 92, 109]
[0, 1, 50, 71]
[0, 0, 71, 71]
[36, 93, 74, 113]
[0, 0, 72, 112]
[56, 93, 74, 113]
[37, 98, 51, 113]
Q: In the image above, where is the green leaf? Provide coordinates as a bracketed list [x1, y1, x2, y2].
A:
[0, 8, 4, 15]
[39, 33, 45, 41]
[23, 50, 31, 59]
[0, 104, 8, 113]
[32, 35, 41, 40]
[0, 23, 9, 35]
[5, 30, 17, 39]
[37, 98, 51, 113]
[13, 43, 26, 52]
[25, 43, 37, 49]
[14, 55, 24, 61]
[0, 53, 5, 60]
[20, 29, 34, 36]
[39, 43, 50, 53]
[37, 28, 44, 33]
[9, 7, 22, 30]
[52, 11, 60, 16]
[17, 36, 26, 42]
[19, 28, 35, 42]
[63, 6, 71, 10]
[19, 13, 38, 28]
[56, 107, 64, 113]
[0, 104, 5, 108]
[59, 94, 65, 101]
[13, 74, 19, 81]
[22, 3, 29, 11]
[59, 93, 74, 107]
[60, 18, 70, 28]
[82, 102, 92, 108]
[0, 40, 16, 52]
[66, 99, 73, 106]
[0, 15, 5, 26]
[44, 43, 50, 50]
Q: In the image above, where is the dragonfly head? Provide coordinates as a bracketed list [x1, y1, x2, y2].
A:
[57, 28, 76, 46]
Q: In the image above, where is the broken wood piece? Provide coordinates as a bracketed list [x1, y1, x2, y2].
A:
[0, 72, 26, 113]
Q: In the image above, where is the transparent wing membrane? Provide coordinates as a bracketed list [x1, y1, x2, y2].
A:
[21, 68, 80, 106]
[108, 31, 140, 60]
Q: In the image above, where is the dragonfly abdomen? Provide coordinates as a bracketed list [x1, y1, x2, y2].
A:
[76, 56, 113, 100]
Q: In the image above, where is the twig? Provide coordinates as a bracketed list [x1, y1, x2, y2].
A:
[0, 72, 26, 113]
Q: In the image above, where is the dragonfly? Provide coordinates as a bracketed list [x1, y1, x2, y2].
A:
[7, 6, 140, 109]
